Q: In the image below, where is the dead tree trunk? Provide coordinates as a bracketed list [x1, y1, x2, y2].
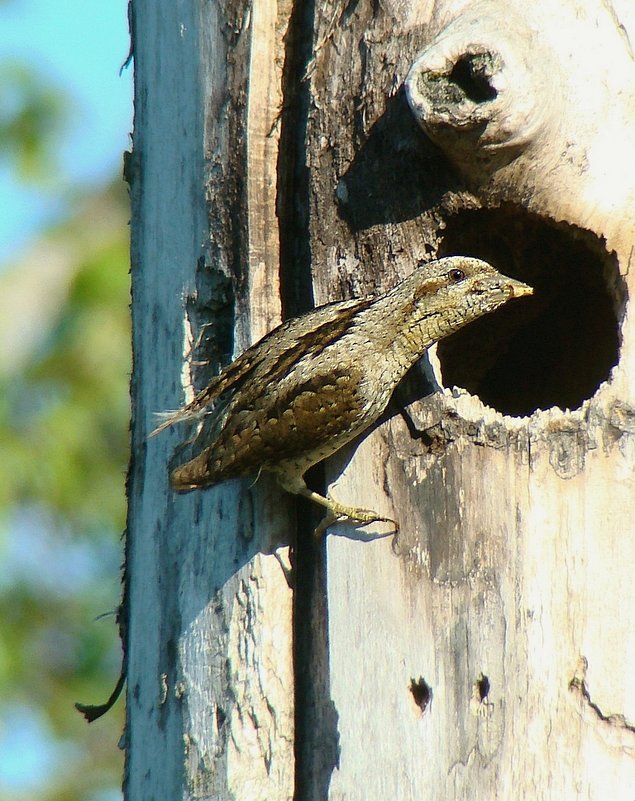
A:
[125, 1, 635, 799]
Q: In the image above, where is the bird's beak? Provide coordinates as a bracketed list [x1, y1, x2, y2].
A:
[506, 278, 533, 299]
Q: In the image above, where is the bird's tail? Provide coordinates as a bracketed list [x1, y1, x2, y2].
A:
[149, 405, 206, 437]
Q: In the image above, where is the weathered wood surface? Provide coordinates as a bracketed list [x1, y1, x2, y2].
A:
[126, 0, 635, 799]
[303, 1, 635, 799]
[126, 1, 294, 799]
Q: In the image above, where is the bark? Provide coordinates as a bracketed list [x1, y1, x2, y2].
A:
[126, 1, 635, 799]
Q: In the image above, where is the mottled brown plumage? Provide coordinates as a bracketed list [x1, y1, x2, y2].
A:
[155, 256, 532, 529]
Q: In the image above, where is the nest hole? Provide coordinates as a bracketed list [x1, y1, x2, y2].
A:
[436, 206, 625, 416]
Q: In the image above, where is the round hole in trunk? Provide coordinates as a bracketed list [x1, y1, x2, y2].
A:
[436, 205, 625, 416]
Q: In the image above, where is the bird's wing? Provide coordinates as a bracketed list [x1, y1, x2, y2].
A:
[170, 365, 369, 489]
[152, 295, 372, 436]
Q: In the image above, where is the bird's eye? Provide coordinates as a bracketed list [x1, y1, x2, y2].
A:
[448, 268, 466, 283]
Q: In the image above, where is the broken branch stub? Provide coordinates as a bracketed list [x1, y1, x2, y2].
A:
[403, 1, 635, 256]
[405, 8, 555, 183]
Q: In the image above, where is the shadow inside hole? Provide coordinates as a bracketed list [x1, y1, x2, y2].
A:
[476, 673, 490, 701]
[449, 54, 498, 103]
[410, 677, 433, 714]
[437, 206, 624, 416]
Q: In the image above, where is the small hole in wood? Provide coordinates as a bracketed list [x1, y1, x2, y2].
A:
[410, 676, 433, 714]
[437, 205, 625, 416]
[477, 673, 490, 701]
[449, 54, 498, 103]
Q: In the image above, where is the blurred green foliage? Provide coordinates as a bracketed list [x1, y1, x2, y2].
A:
[0, 38, 129, 801]
[0, 60, 67, 183]
[0, 193, 131, 525]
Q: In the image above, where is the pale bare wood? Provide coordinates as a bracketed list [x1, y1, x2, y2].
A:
[314, 2, 635, 799]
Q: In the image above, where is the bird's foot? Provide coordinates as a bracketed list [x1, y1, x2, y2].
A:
[302, 489, 398, 537]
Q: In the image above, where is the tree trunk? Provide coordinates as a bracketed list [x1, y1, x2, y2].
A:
[125, 1, 635, 799]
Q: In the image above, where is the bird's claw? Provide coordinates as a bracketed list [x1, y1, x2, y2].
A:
[314, 493, 399, 537]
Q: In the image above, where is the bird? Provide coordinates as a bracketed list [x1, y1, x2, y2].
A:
[154, 256, 532, 530]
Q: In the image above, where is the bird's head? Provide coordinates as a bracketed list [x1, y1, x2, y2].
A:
[407, 256, 533, 334]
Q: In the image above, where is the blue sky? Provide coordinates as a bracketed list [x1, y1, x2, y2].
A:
[0, 0, 133, 263]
